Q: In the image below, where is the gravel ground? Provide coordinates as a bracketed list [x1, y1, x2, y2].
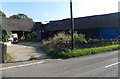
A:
[7, 42, 48, 62]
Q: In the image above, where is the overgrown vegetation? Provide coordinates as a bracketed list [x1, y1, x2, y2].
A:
[6, 52, 14, 62]
[42, 32, 120, 58]
[42, 32, 87, 52]
[44, 44, 120, 58]
[2, 30, 12, 42]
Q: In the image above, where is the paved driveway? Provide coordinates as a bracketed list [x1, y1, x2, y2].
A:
[7, 42, 48, 62]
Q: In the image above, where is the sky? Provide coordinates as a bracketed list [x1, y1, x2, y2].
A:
[0, 0, 119, 23]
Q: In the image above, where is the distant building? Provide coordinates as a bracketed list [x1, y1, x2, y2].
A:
[31, 22, 46, 40]
[0, 17, 34, 40]
[44, 12, 119, 39]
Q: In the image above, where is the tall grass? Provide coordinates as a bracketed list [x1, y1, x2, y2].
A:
[6, 52, 14, 62]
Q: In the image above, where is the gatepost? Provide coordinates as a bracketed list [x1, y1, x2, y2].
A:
[1, 43, 7, 63]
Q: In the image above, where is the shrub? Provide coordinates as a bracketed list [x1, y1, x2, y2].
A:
[42, 32, 120, 59]
[2, 30, 12, 42]
[42, 32, 87, 52]
[74, 32, 87, 43]
[52, 32, 71, 43]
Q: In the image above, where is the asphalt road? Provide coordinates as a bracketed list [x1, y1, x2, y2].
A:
[2, 51, 119, 77]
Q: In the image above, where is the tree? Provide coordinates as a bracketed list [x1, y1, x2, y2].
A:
[10, 13, 33, 21]
[0, 10, 6, 17]
[2, 30, 12, 42]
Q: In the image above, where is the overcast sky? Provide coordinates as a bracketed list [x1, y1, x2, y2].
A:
[0, 0, 119, 23]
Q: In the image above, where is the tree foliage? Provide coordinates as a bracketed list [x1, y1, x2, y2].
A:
[0, 10, 6, 17]
[2, 30, 12, 42]
[10, 13, 33, 21]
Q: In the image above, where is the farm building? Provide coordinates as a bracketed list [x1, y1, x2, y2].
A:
[0, 16, 44, 40]
[0, 12, 119, 40]
[31, 22, 46, 40]
[44, 12, 120, 39]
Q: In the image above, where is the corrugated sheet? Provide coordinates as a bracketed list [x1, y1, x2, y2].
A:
[100, 28, 119, 39]
[46, 12, 119, 31]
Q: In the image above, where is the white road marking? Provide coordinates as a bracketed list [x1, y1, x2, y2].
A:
[105, 62, 120, 68]
[0, 61, 45, 71]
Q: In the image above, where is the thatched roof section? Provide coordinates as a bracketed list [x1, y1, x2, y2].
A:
[46, 12, 119, 31]
[0, 17, 34, 31]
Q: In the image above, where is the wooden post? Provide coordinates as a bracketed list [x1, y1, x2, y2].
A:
[2, 44, 7, 63]
[0, 43, 2, 63]
[70, 0, 75, 50]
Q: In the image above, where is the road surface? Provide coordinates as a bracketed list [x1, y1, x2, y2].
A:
[2, 50, 119, 77]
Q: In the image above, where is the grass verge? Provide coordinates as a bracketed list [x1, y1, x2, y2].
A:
[6, 52, 14, 62]
[45, 44, 120, 58]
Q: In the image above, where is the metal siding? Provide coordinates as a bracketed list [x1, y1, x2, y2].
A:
[100, 28, 119, 39]
[36, 32, 41, 40]
[76, 29, 100, 39]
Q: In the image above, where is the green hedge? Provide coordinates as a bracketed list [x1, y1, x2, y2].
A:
[46, 44, 120, 58]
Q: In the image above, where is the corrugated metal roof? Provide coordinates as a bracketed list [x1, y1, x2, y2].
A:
[46, 12, 119, 31]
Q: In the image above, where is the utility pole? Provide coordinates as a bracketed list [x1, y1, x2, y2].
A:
[70, 0, 75, 50]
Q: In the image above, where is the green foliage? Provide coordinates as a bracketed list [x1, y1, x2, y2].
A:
[74, 32, 87, 43]
[0, 10, 6, 17]
[42, 32, 120, 59]
[6, 53, 13, 62]
[42, 32, 87, 52]
[45, 44, 120, 58]
[10, 13, 33, 21]
[2, 30, 12, 42]
[53, 33, 71, 43]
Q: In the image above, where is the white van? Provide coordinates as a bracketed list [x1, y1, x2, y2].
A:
[8, 33, 18, 43]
